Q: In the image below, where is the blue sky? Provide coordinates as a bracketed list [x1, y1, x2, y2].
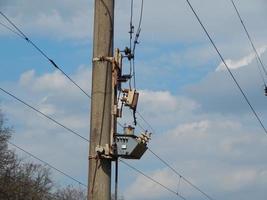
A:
[1, 0, 267, 199]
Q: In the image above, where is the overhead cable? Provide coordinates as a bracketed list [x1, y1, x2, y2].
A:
[1, 86, 211, 199]
[129, 0, 134, 51]
[132, 0, 144, 89]
[0, 8, 215, 199]
[132, 0, 144, 55]
[0, 11, 91, 99]
[0, 87, 90, 142]
[0, 21, 24, 39]
[230, 0, 267, 83]
[0, 87, 214, 199]
[0, 10, 156, 140]
[120, 159, 187, 200]
[136, 110, 155, 134]
[147, 148, 215, 200]
[185, 0, 267, 135]
[8, 141, 87, 187]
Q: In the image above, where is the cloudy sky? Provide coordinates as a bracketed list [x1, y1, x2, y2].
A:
[1, 0, 267, 199]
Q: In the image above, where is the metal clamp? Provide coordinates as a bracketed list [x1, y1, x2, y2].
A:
[95, 144, 113, 159]
[93, 56, 114, 63]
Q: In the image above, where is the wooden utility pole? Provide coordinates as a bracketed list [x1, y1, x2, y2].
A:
[88, 0, 114, 200]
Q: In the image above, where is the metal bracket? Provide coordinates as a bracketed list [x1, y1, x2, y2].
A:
[92, 49, 122, 68]
[92, 56, 114, 63]
[95, 144, 114, 159]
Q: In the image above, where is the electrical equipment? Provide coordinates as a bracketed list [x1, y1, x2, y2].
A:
[121, 89, 139, 111]
[115, 134, 147, 159]
[94, 47, 151, 161]
[123, 125, 135, 135]
[114, 127, 151, 159]
[137, 132, 151, 144]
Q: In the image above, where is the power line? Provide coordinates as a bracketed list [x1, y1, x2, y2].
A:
[231, 0, 267, 86]
[147, 148, 215, 200]
[136, 110, 156, 134]
[118, 119, 214, 198]
[120, 159, 187, 200]
[0, 21, 24, 39]
[117, 113, 149, 133]
[129, 0, 134, 52]
[136, 2, 267, 198]
[0, 11, 91, 99]
[0, 9, 155, 141]
[0, 87, 90, 142]
[132, 0, 144, 89]
[136, 121, 147, 132]
[0, 87, 192, 198]
[128, 0, 134, 90]
[132, 0, 144, 55]
[117, 121, 124, 129]
[127, 0, 151, 131]
[0, 7, 215, 199]
[7, 141, 87, 188]
[184, 0, 267, 135]
[230, 0, 267, 84]
[1, 86, 212, 199]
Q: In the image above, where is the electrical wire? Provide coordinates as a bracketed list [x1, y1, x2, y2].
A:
[119, 116, 213, 198]
[136, 110, 156, 134]
[185, 0, 267, 135]
[129, 0, 134, 52]
[117, 121, 124, 129]
[128, 0, 134, 90]
[0, 87, 90, 142]
[136, 121, 147, 132]
[132, 58, 137, 89]
[9, 138, 191, 200]
[147, 148, 215, 200]
[132, 0, 144, 55]
[120, 119, 213, 199]
[231, 0, 267, 81]
[0, 21, 24, 39]
[1, 90, 196, 200]
[132, 0, 144, 89]
[119, 159, 187, 200]
[0, 88, 213, 199]
[1, 89, 191, 199]
[0, 8, 157, 138]
[0, 11, 91, 99]
[0, 6, 216, 199]
[7, 141, 87, 188]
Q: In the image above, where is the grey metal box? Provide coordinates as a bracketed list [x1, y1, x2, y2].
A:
[115, 134, 147, 159]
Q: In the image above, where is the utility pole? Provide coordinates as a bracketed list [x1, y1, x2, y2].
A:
[88, 0, 114, 200]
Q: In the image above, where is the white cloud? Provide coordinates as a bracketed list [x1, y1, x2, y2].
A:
[18, 66, 91, 98]
[2, 1, 267, 199]
[3, 65, 267, 199]
[0, 0, 93, 40]
[125, 168, 177, 200]
[222, 169, 258, 191]
[1, 67, 91, 186]
[216, 45, 267, 71]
